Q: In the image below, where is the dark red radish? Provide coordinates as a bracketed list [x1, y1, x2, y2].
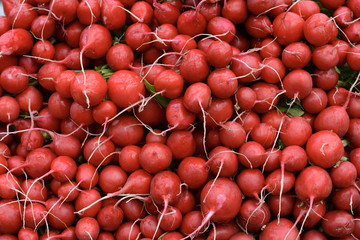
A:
[157, 206, 182, 231]
[306, 130, 344, 168]
[347, 45, 360, 71]
[259, 218, 299, 240]
[180, 49, 209, 83]
[272, 12, 304, 46]
[206, 221, 240, 240]
[280, 116, 312, 147]
[260, 57, 286, 84]
[231, 54, 261, 83]
[245, 15, 272, 39]
[129, 1, 153, 24]
[92, 101, 118, 125]
[118, 145, 141, 173]
[283, 69, 312, 99]
[20, 179, 49, 201]
[238, 199, 271, 233]
[350, 148, 360, 177]
[236, 169, 265, 199]
[150, 170, 181, 207]
[120, 199, 147, 221]
[268, 193, 295, 217]
[208, 146, 238, 177]
[180, 211, 204, 235]
[166, 98, 197, 130]
[330, 161, 358, 188]
[0, 200, 22, 234]
[97, 205, 124, 232]
[293, 200, 326, 229]
[237, 141, 265, 169]
[236, 87, 257, 111]
[49, 0, 78, 24]
[222, 0, 247, 24]
[0, 173, 20, 199]
[146, 130, 167, 144]
[173, 188, 196, 215]
[218, 121, 246, 149]
[198, 2, 221, 21]
[302, 88, 328, 114]
[332, 186, 360, 211]
[282, 42, 311, 69]
[321, 210, 354, 238]
[75, 189, 102, 218]
[108, 114, 144, 146]
[18, 228, 39, 240]
[77, 0, 101, 25]
[140, 215, 164, 239]
[45, 197, 76, 229]
[125, 23, 152, 52]
[0, 55, 18, 75]
[0, 29, 33, 56]
[207, 68, 238, 99]
[183, 82, 211, 113]
[177, 10, 206, 37]
[230, 233, 256, 240]
[346, 118, 360, 148]
[76, 164, 99, 189]
[0, 66, 28, 94]
[206, 41, 232, 68]
[348, 0, 360, 18]
[37, 62, 67, 92]
[99, 165, 127, 194]
[139, 143, 172, 174]
[83, 136, 115, 167]
[295, 166, 333, 207]
[313, 68, 339, 91]
[106, 44, 134, 71]
[303, 13, 338, 47]
[250, 123, 277, 148]
[177, 156, 209, 189]
[312, 44, 339, 71]
[343, 21, 360, 44]
[75, 217, 100, 240]
[16, 86, 43, 112]
[301, 230, 327, 240]
[259, 38, 282, 59]
[154, 69, 184, 99]
[80, 24, 112, 59]
[47, 92, 72, 119]
[115, 222, 141, 240]
[265, 169, 295, 195]
[108, 70, 146, 108]
[280, 145, 307, 172]
[153, 1, 181, 25]
[153, 24, 178, 51]
[166, 130, 196, 160]
[57, 181, 80, 201]
[0, 16, 10, 36]
[101, 0, 126, 31]
[290, 0, 320, 20]
[251, 82, 280, 113]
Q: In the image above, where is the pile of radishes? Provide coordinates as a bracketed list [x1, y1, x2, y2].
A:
[0, 0, 360, 239]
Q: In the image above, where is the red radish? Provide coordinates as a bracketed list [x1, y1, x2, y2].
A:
[332, 186, 360, 211]
[75, 217, 100, 240]
[260, 57, 286, 84]
[125, 23, 152, 52]
[47, 92, 72, 119]
[0, 173, 20, 199]
[83, 136, 115, 167]
[265, 169, 295, 195]
[280, 116, 312, 147]
[0, 200, 22, 234]
[101, 0, 126, 30]
[251, 82, 280, 113]
[75, 189, 102, 217]
[108, 70, 146, 108]
[76, 163, 99, 189]
[120, 198, 146, 221]
[177, 156, 209, 189]
[0, 55, 18, 74]
[99, 165, 127, 193]
[108, 114, 144, 146]
[50, 0, 79, 25]
[37, 62, 67, 92]
[236, 111, 261, 133]
[268, 193, 295, 217]
[20, 179, 49, 201]
[236, 87, 256, 111]
[219, 121, 246, 149]
[0, 96, 19, 123]
[306, 130, 344, 168]
[272, 12, 304, 46]
[260, 38, 282, 59]
[180, 49, 210, 83]
[321, 210, 354, 238]
[18, 228, 39, 240]
[245, 15, 272, 39]
[0, 66, 28, 94]
[207, 221, 241, 240]
[236, 169, 264, 199]
[0, 29, 34, 56]
[77, 0, 101, 25]
[139, 143, 172, 174]
[174, 188, 196, 215]
[302, 88, 328, 114]
[130, 1, 153, 24]
[177, 11, 207, 37]
[293, 200, 326, 229]
[166, 98, 197, 130]
[290, 0, 320, 20]
[330, 161, 358, 189]
[312, 44, 339, 71]
[183, 82, 211, 113]
[238, 199, 271, 232]
[207, 68, 238, 99]
[0, 16, 10, 36]
[259, 218, 299, 240]
[154, 69, 184, 99]
[115, 222, 141, 240]
[118, 145, 141, 173]
[208, 146, 239, 177]
[230, 233, 256, 240]
[80, 24, 112, 59]
[231, 54, 261, 83]
[45, 197, 76, 229]
[282, 42, 311, 69]
[166, 130, 196, 160]
[97, 205, 124, 231]
[140, 215, 164, 239]
[153, 0, 181, 25]
[283, 69, 312, 99]
[347, 118, 360, 148]
[187, 178, 241, 238]
[303, 13, 338, 47]
[180, 211, 204, 235]
[347, 45, 360, 71]
[250, 123, 277, 148]
[206, 41, 233, 68]
[106, 44, 134, 71]
[92, 101, 118, 125]
[222, 0, 247, 24]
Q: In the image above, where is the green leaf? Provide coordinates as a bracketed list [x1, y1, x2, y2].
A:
[143, 80, 170, 108]
[277, 99, 304, 117]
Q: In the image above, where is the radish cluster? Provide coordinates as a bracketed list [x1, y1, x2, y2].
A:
[1, 0, 360, 239]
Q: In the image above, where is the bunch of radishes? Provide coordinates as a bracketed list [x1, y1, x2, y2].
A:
[0, 0, 360, 239]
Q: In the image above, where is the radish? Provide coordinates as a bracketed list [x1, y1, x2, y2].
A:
[0, 200, 22, 234]
[75, 217, 100, 240]
[321, 210, 354, 238]
[303, 13, 338, 47]
[272, 12, 304, 46]
[306, 130, 344, 168]
[259, 218, 299, 240]
[0, 29, 34, 56]
[101, 0, 126, 31]
[80, 24, 112, 59]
